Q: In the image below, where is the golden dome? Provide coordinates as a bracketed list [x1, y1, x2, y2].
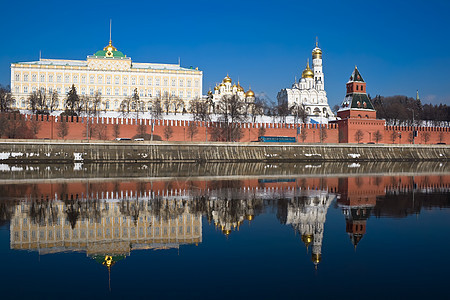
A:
[232, 83, 237, 89]
[207, 90, 213, 95]
[246, 87, 255, 98]
[223, 74, 232, 83]
[302, 61, 314, 79]
[301, 234, 313, 247]
[312, 47, 322, 59]
[237, 82, 244, 92]
[214, 85, 219, 90]
[311, 253, 321, 264]
[103, 40, 117, 52]
[219, 83, 225, 87]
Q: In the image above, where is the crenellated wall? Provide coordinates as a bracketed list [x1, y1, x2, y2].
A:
[0, 113, 449, 145]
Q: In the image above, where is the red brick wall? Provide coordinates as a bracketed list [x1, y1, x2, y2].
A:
[1, 113, 448, 144]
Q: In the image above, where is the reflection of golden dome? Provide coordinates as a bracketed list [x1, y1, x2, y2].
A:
[103, 255, 114, 268]
[246, 215, 254, 221]
[312, 47, 322, 59]
[222, 229, 231, 235]
[311, 253, 321, 264]
[301, 234, 313, 247]
[223, 74, 232, 83]
[302, 61, 314, 79]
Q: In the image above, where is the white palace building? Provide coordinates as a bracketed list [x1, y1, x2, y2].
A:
[10, 38, 203, 113]
[277, 41, 334, 123]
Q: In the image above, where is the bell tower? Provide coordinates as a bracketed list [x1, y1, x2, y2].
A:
[312, 37, 324, 90]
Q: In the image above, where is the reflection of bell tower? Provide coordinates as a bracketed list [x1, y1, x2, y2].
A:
[279, 190, 335, 269]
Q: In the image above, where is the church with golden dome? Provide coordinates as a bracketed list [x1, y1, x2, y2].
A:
[277, 40, 334, 123]
[210, 74, 255, 110]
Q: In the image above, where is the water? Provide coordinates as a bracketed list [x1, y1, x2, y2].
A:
[0, 162, 449, 299]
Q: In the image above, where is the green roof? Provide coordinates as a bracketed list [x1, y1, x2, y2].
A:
[94, 49, 125, 58]
[350, 67, 364, 82]
[348, 93, 374, 110]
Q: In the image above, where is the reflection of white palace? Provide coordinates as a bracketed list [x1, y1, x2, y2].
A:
[10, 196, 202, 263]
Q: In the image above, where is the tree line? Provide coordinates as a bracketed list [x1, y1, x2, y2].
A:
[371, 95, 450, 126]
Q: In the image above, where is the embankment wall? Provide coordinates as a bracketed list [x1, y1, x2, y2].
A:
[0, 140, 448, 163]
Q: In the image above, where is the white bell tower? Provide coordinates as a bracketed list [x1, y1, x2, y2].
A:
[312, 37, 324, 91]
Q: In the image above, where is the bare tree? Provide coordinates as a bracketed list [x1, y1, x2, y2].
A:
[93, 122, 107, 140]
[4, 114, 32, 138]
[319, 127, 328, 143]
[29, 115, 42, 137]
[113, 123, 120, 139]
[300, 128, 308, 142]
[136, 121, 147, 138]
[390, 131, 398, 144]
[190, 98, 210, 122]
[212, 95, 246, 141]
[0, 85, 13, 112]
[258, 126, 266, 138]
[119, 98, 132, 118]
[290, 103, 308, 125]
[275, 102, 290, 124]
[163, 125, 173, 141]
[407, 132, 414, 144]
[57, 119, 69, 140]
[249, 97, 266, 123]
[438, 131, 445, 143]
[48, 90, 59, 112]
[421, 132, 431, 144]
[28, 90, 48, 114]
[150, 98, 163, 120]
[355, 129, 364, 143]
[374, 130, 383, 144]
[187, 122, 198, 141]
[173, 97, 184, 115]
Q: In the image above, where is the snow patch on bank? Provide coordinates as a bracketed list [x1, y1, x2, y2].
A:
[74, 153, 83, 161]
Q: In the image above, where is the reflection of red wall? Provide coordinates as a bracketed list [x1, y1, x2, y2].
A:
[7, 175, 449, 202]
[338, 175, 450, 206]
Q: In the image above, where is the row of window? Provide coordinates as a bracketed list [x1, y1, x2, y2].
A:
[14, 73, 199, 87]
[14, 225, 200, 240]
[14, 86, 198, 99]
[14, 98, 194, 111]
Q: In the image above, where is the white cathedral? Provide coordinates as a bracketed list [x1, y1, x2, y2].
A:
[277, 41, 334, 123]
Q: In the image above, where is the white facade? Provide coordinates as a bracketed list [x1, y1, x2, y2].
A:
[10, 40, 203, 113]
[277, 42, 334, 121]
[210, 74, 255, 109]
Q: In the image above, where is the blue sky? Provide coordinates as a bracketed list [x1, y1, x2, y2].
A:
[1, 0, 449, 107]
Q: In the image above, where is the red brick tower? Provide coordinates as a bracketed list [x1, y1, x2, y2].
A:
[336, 67, 385, 143]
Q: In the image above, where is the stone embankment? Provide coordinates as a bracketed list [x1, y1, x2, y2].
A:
[0, 139, 448, 163]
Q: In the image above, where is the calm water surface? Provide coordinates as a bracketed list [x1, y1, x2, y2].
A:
[0, 162, 449, 299]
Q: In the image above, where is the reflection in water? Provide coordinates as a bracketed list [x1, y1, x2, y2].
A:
[2, 173, 450, 273]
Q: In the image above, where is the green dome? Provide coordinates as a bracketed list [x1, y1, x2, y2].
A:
[94, 41, 126, 58]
